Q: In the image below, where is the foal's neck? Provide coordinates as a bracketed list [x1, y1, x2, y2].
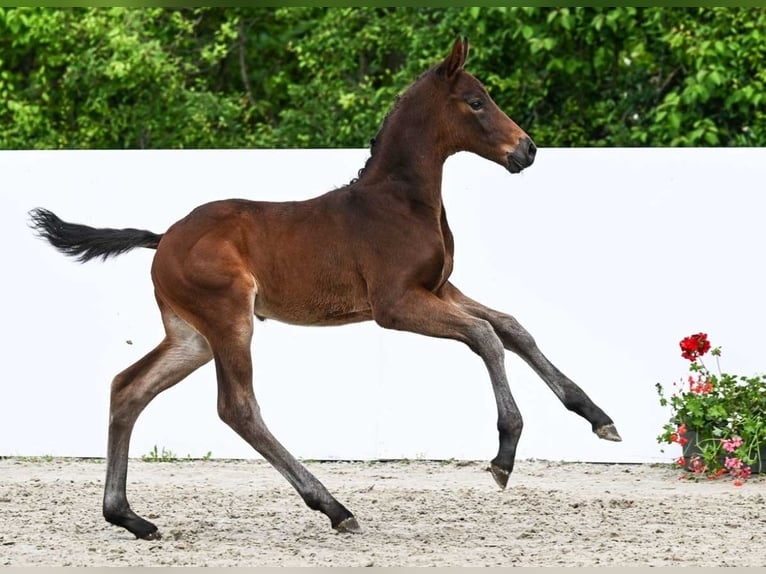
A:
[357, 92, 450, 209]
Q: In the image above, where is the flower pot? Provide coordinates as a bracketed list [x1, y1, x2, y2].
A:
[682, 429, 766, 473]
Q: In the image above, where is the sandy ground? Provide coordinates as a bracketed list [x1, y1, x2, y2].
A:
[0, 457, 764, 567]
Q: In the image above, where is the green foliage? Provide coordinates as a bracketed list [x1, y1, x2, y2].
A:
[637, 8, 766, 146]
[141, 444, 179, 462]
[140, 445, 213, 462]
[657, 372, 766, 447]
[1, 8, 254, 148]
[1, 7, 765, 149]
[12, 454, 55, 463]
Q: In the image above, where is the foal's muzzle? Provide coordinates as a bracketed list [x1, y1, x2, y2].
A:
[507, 137, 537, 174]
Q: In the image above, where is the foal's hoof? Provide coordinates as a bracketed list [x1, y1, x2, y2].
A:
[137, 528, 162, 541]
[333, 516, 362, 534]
[595, 424, 622, 442]
[490, 463, 510, 490]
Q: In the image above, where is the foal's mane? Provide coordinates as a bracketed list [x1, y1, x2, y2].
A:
[349, 94, 401, 185]
[349, 66, 434, 185]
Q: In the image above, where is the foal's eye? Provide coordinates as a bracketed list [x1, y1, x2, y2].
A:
[468, 99, 484, 111]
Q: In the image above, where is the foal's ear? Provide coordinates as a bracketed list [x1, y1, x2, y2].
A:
[437, 36, 469, 78]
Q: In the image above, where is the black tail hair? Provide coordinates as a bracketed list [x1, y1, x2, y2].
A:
[28, 208, 163, 263]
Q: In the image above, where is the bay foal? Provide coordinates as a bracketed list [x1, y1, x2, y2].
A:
[30, 38, 621, 539]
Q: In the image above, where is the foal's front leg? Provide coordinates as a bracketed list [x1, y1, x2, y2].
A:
[440, 282, 622, 458]
[372, 287, 525, 488]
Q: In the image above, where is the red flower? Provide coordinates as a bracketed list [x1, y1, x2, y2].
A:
[670, 424, 688, 446]
[679, 333, 711, 361]
[676, 456, 686, 467]
[688, 375, 713, 394]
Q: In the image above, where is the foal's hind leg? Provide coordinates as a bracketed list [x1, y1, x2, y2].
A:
[440, 282, 621, 486]
[103, 304, 212, 539]
[198, 283, 359, 533]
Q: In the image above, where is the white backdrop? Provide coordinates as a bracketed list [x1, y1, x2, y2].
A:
[1, 148, 764, 464]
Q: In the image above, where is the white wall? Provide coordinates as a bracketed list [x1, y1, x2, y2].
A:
[1, 148, 764, 464]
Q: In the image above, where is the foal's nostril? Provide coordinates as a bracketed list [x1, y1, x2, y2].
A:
[526, 139, 537, 162]
[523, 138, 537, 166]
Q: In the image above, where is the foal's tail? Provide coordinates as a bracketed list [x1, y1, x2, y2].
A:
[29, 208, 163, 263]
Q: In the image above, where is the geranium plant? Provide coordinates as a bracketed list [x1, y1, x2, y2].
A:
[656, 332, 766, 485]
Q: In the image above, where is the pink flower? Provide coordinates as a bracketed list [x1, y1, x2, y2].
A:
[721, 437, 744, 453]
[723, 457, 752, 483]
[689, 456, 707, 474]
[730, 464, 752, 481]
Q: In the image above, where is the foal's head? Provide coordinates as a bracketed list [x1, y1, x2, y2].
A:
[414, 37, 536, 174]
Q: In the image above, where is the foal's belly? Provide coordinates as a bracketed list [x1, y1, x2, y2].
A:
[251, 273, 373, 327]
[253, 296, 373, 326]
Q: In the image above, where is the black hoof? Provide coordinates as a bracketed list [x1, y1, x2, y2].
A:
[490, 462, 510, 490]
[105, 510, 161, 541]
[333, 516, 361, 534]
[595, 423, 622, 442]
[136, 526, 162, 541]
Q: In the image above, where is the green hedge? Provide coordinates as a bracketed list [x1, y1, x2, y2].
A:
[2, 7, 764, 149]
